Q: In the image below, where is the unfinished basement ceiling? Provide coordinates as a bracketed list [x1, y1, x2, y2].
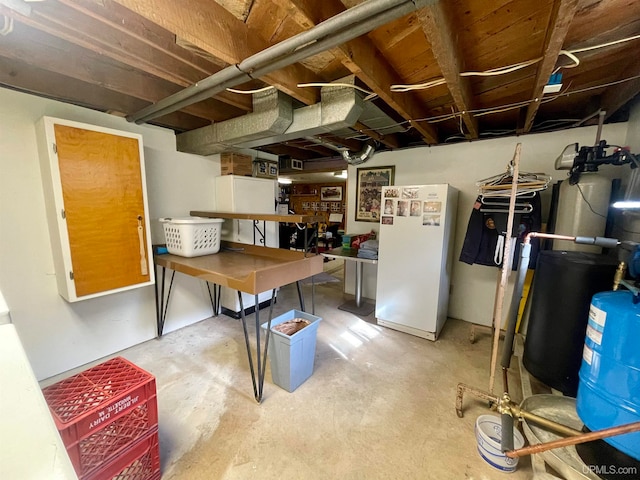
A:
[0, 0, 639, 173]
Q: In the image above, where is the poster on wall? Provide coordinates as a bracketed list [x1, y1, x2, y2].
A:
[355, 166, 395, 222]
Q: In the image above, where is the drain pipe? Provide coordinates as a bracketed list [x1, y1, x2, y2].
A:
[128, 0, 433, 124]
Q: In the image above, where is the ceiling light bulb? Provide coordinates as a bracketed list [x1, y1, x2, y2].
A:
[277, 178, 292, 184]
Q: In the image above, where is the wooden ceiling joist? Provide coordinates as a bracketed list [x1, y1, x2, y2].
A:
[353, 121, 401, 149]
[319, 134, 364, 152]
[111, 0, 320, 106]
[260, 144, 322, 161]
[272, 0, 439, 145]
[521, 0, 580, 133]
[0, 0, 252, 113]
[416, 1, 479, 139]
[56, 0, 253, 113]
[0, 20, 235, 122]
[0, 56, 209, 131]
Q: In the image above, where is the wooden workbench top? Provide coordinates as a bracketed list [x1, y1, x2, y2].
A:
[155, 241, 323, 294]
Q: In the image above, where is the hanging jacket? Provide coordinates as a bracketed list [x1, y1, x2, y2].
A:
[459, 194, 541, 270]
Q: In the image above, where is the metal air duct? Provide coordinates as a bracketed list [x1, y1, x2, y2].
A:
[177, 78, 364, 155]
[176, 89, 292, 155]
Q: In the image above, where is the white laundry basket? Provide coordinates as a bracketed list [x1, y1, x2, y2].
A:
[159, 217, 224, 257]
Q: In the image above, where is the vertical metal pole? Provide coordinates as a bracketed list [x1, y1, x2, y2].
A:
[154, 264, 161, 337]
[296, 280, 306, 312]
[255, 294, 261, 394]
[355, 261, 364, 307]
[237, 291, 258, 400]
[258, 289, 277, 401]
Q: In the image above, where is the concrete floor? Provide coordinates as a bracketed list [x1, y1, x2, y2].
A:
[48, 260, 535, 479]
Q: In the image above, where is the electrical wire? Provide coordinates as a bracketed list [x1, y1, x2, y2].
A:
[337, 73, 640, 139]
[226, 86, 275, 94]
[390, 78, 446, 92]
[554, 50, 580, 73]
[0, 15, 13, 36]
[390, 33, 640, 92]
[297, 82, 378, 100]
[575, 182, 608, 219]
[460, 57, 543, 77]
[569, 33, 640, 54]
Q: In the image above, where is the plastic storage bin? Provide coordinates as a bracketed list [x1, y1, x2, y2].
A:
[160, 216, 224, 257]
[261, 309, 322, 392]
[41, 357, 158, 478]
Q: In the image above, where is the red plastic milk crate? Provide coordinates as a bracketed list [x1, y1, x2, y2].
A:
[41, 357, 158, 478]
[84, 427, 161, 480]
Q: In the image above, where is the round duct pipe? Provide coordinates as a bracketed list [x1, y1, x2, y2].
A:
[342, 143, 375, 165]
[304, 136, 376, 165]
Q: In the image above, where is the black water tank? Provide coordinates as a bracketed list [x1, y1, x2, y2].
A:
[523, 251, 618, 396]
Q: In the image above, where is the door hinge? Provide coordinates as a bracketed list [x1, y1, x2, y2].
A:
[69, 271, 74, 280]
[61, 209, 66, 219]
[53, 143, 57, 154]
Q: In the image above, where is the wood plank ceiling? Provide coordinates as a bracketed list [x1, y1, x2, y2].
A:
[0, 0, 638, 170]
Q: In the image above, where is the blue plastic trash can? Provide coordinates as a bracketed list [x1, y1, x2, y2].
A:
[261, 309, 322, 392]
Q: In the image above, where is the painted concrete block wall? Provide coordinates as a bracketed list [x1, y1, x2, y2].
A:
[344, 123, 628, 326]
[0, 88, 220, 380]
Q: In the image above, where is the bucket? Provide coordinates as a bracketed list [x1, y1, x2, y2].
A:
[475, 415, 525, 473]
[576, 290, 640, 461]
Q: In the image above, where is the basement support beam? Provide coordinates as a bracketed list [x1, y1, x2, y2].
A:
[521, 0, 579, 133]
[416, 1, 478, 139]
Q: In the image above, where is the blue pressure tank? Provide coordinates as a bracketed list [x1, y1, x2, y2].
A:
[576, 290, 640, 461]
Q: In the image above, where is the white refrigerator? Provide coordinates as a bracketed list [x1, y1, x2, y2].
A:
[215, 175, 279, 316]
[375, 184, 458, 340]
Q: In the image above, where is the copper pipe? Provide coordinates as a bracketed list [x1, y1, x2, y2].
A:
[524, 232, 576, 245]
[510, 405, 582, 438]
[505, 420, 640, 458]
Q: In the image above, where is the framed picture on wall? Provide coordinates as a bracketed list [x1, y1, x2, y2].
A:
[320, 186, 343, 201]
[355, 165, 395, 222]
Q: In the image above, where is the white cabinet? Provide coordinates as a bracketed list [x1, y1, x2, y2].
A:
[36, 117, 154, 302]
[214, 175, 278, 315]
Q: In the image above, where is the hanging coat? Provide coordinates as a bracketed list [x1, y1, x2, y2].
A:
[459, 194, 541, 270]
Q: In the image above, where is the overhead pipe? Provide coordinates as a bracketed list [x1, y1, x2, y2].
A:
[240, 0, 413, 72]
[247, 2, 424, 78]
[127, 0, 433, 124]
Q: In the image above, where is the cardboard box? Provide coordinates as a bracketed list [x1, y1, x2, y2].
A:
[253, 159, 278, 179]
[220, 152, 253, 176]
